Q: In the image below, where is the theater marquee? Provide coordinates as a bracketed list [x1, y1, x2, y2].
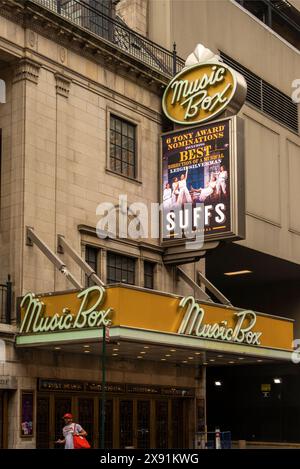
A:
[161, 116, 245, 245]
[16, 285, 293, 355]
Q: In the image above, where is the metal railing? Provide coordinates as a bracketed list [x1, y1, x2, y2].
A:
[0, 276, 12, 324]
[220, 51, 299, 133]
[32, 0, 185, 76]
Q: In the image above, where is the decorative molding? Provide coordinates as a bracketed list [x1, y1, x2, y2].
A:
[1, 0, 168, 93]
[27, 30, 37, 48]
[55, 73, 72, 98]
[59, 46, 67, 64]
[13, 58, 41, 84]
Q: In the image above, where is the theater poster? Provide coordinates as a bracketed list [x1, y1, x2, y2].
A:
[161, 116, 245, 246]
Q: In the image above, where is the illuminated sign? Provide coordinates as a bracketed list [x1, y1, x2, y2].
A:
[162, 62, 246, 125]
[161, 116, 245, 245]
[17, 285, 293, 353]
[178, 296, 262, 345]
[20, 285, 113, 334]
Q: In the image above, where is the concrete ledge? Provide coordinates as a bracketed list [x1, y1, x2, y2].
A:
[232, 440, 300, 449]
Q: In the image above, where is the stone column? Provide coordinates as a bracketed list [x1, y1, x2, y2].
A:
[10, 58, 41, 299]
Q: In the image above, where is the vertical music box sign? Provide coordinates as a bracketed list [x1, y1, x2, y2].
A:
[161, 44, 247, 248]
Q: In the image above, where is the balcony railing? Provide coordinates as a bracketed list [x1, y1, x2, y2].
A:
[32, 0, 185, 76]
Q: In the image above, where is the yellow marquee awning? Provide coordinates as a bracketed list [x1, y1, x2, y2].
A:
[16, 284, 294, 362]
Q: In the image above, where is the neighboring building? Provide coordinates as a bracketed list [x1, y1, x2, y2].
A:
[0, 0, 297, 449]
[147, 0, 300, 442]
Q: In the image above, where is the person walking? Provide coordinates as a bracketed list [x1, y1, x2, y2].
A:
[55, 413, 88, 449]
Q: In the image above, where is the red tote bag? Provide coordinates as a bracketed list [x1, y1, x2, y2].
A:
[73, 425, 91, 449]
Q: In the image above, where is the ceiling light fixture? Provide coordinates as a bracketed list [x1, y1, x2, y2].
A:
[274, 378, 282, 384]
[215, 381, 222, 386]
[224, 270, 252, 276]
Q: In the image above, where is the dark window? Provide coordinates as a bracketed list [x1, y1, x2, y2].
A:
[85, 246, 98, 286]
[107, 252, 135, 285]
[110, 115, 136, 179]
[144, 261, 155, 290]
[220, 52, 298, 133]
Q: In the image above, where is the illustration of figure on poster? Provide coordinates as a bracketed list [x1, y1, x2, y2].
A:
[162, 149, 230, 208]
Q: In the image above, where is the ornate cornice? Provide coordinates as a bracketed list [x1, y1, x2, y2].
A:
[1, 0, 168, 94]
[13, 57, 41, 84]
[55, 73, 72, 98]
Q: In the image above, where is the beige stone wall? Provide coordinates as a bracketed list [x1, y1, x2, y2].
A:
[148, 0, 300, 266]
[0, 5, 206, 450]
[116, 0, 148, 37]
[0, 16, 205, 301]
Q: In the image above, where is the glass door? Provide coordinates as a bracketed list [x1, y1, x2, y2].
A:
[137, 400, 150, 449]
[99, 399, 114, 448]
[155, 400, 169, 449]
[119, 400, 133, 448]
[54, 397, 72, 449]
[78, 398, 94, 448]
[171, 399, 184, 448]
[36, 396, 50, 448]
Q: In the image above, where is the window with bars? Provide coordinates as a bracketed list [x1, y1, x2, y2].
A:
[107, 252, 135, 285]
[85, 245, 99, 287]
[144, 261, 155, 290]
[220, 52, 298, 133]
[109, 115, 136, 179]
